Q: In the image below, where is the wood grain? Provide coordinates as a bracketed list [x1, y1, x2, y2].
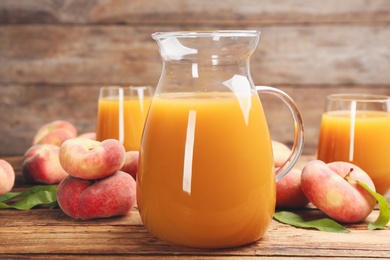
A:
[0, 155, 389, 259]
[0, 199, 389, 258]
[1, 25, 390, 85]
[0, 0, 390, 156]
[1, 84, 390, 156]
[1, 0, 390, 25]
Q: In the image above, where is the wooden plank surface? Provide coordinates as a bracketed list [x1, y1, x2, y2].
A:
[0, 0, 390, 157]
[1, 0, 390, 25]
[1, 84, 389, 156]
[0, 208, 389, 258]
[0, 155, 389, 259]
[1, 23, 390, 155]
[1, 25, 390, 85]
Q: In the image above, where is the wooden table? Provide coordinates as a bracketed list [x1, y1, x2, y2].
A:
[1, 155, 389, 259]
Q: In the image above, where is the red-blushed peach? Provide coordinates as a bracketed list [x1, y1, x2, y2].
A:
[22, 144, 68, 184]
[78, 132, 96, 140]
[276, 168, 309, 209]
[57, 171, 136, 220]
[56, 175, 91, 219]
[59, 138, 126, 180]
[120, 151, 139, 180]
[272, 140, 292, 168]
[34, 128, 77, 147]
[301, 160, 376, 223]
[0, 159, 15, 195]
[78, 171, 136, 220]
[33, 120, 77, 146]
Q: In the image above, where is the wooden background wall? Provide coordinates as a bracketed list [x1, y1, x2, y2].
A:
[1, 0, 390, 156]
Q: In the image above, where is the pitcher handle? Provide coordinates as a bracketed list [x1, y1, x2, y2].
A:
[256, 86, 305, 182]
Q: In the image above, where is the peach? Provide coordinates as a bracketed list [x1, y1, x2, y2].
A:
[120, 151, 139, 180]
[301, 160, 376, 223]
[33, 120, 77, 146]
[34, 128, 76, 147]
[272, 140, 291, 168]
[57, 171, 136, 220]
[56, 175, 91, 218]
[78, 132, 96, 140]
[22, 144, 68, 184]
[276, 168, 309, 209]
[0, 159, 15, 195]
[59, 138, 126, 180]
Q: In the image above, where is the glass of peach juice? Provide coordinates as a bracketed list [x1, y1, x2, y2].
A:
[95, 86, 153, 151]
[317, 93, 390, 195]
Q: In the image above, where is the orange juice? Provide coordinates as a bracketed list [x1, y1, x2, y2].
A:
[317, 110, 390, 194]
[137, 92, 275, 248]
[96, 96, 151, 151]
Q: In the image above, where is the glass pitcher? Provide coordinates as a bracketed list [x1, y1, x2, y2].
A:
[137, 30, 304, 248]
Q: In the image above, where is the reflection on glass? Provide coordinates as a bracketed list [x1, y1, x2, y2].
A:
[223, 74, 252, 125]
[182, 110, 197, 194]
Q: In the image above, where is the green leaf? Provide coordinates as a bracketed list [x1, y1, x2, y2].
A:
[356, 180, 390, 230]
[0, 192, 21, 203]
[0, 185, 58, 210]
[273, 211, 350, 233]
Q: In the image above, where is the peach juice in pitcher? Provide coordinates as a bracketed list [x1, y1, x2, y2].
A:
[136, 30, 305, 248]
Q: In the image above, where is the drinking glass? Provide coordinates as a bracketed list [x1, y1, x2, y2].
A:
[317, 93, 390, 195]
[96, 86, 153, 151]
